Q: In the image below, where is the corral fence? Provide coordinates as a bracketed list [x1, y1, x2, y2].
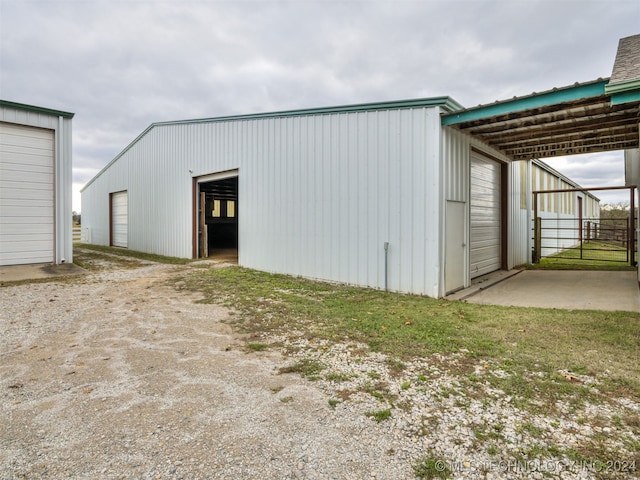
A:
[73, 226, 82, 242]
[532, 185, 637, 265]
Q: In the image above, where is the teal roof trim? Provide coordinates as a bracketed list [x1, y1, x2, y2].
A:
[610, 90, 640, 105]
[159, 96, 463, 128]
[82, 96, 463, 192]
[606, 78, 640, 105]
[605, 78, 640, 95]
[0, 99, 74, 119]
[441, 79, 608, 126]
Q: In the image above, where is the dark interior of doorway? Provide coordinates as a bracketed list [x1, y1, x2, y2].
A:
[200, 176, 238, 263]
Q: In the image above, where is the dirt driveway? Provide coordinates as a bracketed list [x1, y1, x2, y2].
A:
[2, 252, 638, 480]
[0, 255, 428, 480]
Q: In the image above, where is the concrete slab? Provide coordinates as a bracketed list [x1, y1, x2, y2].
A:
[0, 263, 86, 283]
[462, 270, 640, 312]
[445, 269, 523, 301]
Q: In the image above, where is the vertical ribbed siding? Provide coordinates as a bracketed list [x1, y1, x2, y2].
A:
[82, 107, 442, 296]
[527, 163, 604, 258]
[508, 160, 530, 267]
[440, 127, 511, 294]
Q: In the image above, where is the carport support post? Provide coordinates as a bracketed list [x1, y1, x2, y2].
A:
[534, 218, 542, 263]
[630, 186, 635, 266]
[533, 192, 540, 263]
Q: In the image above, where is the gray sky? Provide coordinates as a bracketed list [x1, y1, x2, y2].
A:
[1, 0, 638, 211]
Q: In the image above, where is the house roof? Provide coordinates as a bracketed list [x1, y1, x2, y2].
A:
[605, 34, 640, 105]
[609, 34, 640, 85]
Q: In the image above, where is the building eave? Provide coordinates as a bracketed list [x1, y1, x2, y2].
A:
[0, 99, 75, 119]
[82, 96, 463, 192]
[159, 96, 464, 128]
[441, 79, 609, 126]
[605, 79, 640, 105]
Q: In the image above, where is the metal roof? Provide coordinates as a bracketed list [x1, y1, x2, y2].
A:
[82, 96, 462, 192]
[441, 34, 640, 161]
[157, 96, 463, 127]
[0, 99, 75, 119]
[441, 78, 640, 161]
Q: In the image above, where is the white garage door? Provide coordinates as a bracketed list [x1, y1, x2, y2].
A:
[470, 152, 502, 278]
[111, 191, 128, 248]
[0, 122, 54, 266]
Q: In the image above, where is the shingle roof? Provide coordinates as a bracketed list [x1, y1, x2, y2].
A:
[609, 34, 640, 85]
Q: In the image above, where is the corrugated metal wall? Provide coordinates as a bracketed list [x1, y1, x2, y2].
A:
[530, 163, 603, 256]
[82, 107, 443, 296]
[0, 105, 73, 264]
[440, 127, 516, 293]
[509, 160, 530, 266]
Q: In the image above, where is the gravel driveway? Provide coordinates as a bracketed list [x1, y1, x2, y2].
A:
[1, 253, 638, 479]
[1, 258, 416, 479]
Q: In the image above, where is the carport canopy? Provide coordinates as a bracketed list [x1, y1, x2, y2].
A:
[441, 34, 640, 161]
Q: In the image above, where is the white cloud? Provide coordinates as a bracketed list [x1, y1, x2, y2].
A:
[1, 0, 638, 211]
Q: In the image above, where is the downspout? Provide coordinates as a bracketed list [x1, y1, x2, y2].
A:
[384, 242, 389, 291]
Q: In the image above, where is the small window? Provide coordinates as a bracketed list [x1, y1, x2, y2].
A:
[212, 200, 221, 218]
[227, 200, 235, 218]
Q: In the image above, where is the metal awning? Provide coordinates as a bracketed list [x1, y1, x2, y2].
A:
[441, 79, 640, 161]
[441, 34, 640, 162]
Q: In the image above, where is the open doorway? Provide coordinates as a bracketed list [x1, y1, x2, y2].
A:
[195, 172, 238, 263]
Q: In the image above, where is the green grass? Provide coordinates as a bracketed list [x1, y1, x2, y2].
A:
[366, 408, 392, 422]
[177, 266, 640, 404]
[246, 342, 270, 352]
[278, 359, 325, 380]
[412, 456, 451, 479]
[530, 241, 635, 271]
[324, 372, 354, 382]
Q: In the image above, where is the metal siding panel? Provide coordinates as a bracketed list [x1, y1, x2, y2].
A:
[398, 110, 413, 293]
[376, 112, 390, 290]
[508, 161, 530, 268]
[387, 110, 403, 291]
[361, 111, 376, 288]
[424, 108, 442, 295]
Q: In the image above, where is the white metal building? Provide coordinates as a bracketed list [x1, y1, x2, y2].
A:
[0, 100, 74, 266]
[81, 96, 523, 297]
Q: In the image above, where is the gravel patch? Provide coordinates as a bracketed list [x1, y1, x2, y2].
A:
[1, 255, 638, 479]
